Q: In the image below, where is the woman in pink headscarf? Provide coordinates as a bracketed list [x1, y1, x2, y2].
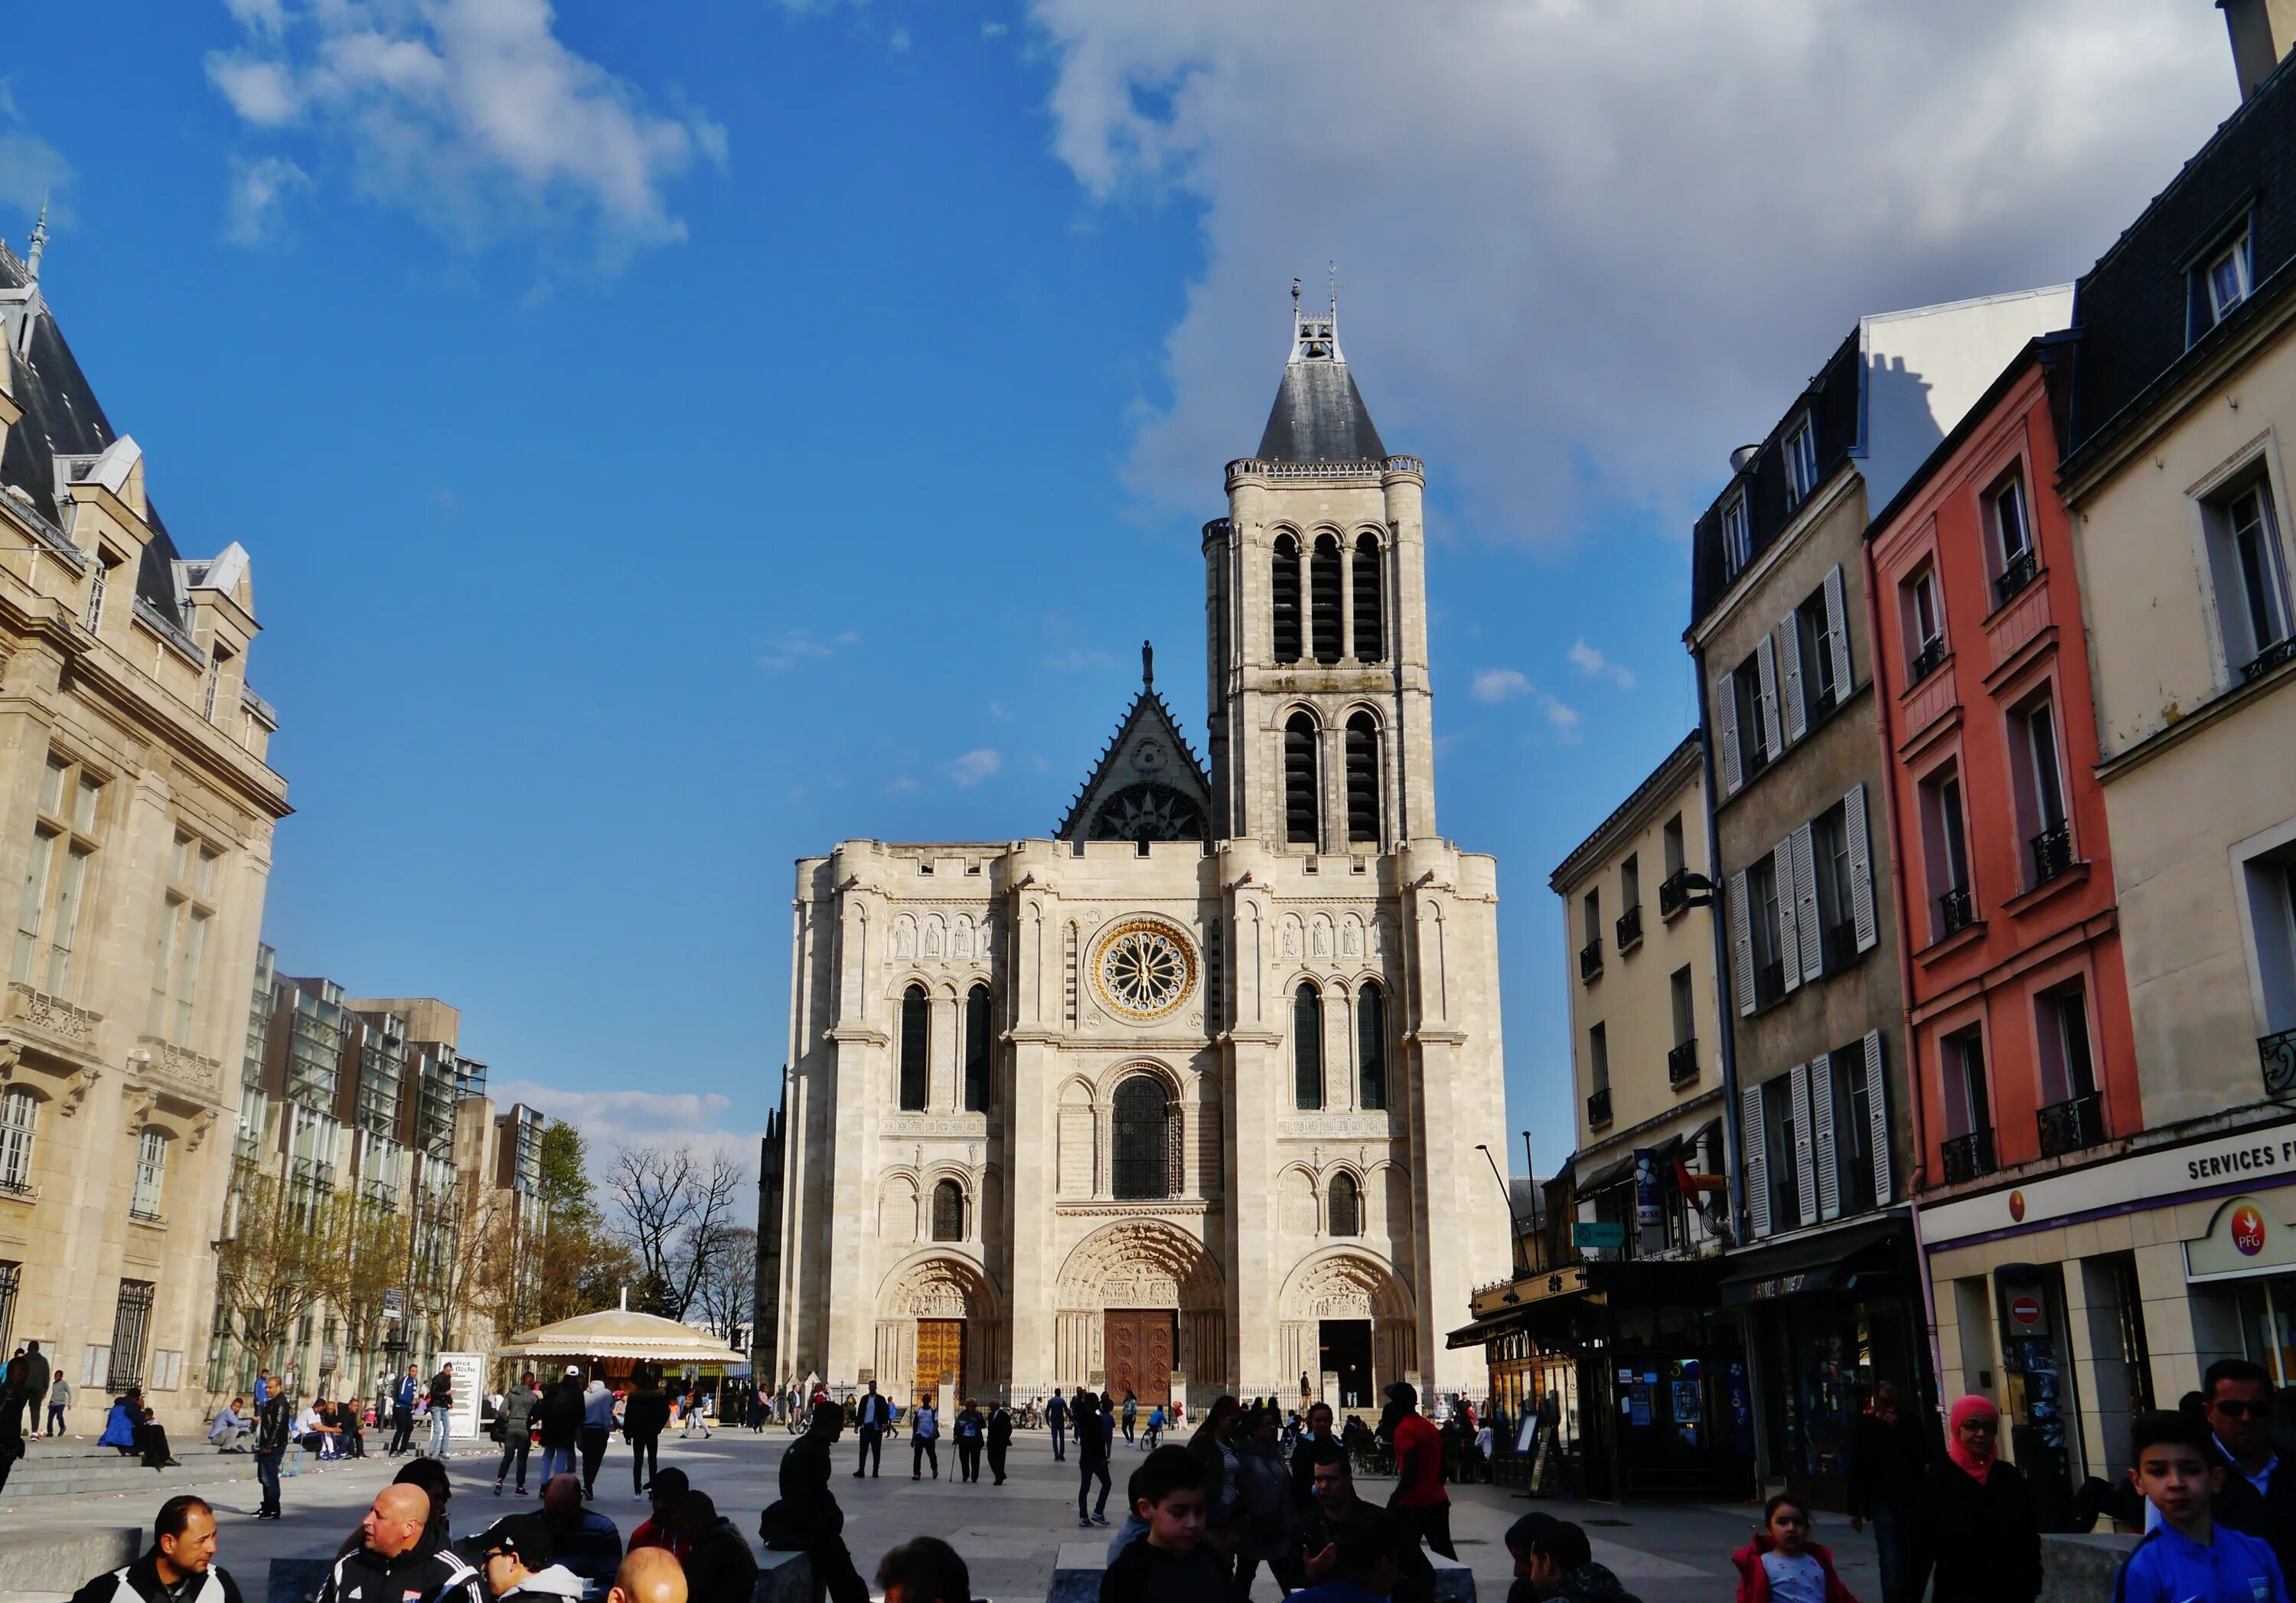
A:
[1919, 1395, 2041, 1603]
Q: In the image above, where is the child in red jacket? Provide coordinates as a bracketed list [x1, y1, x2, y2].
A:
[1732, 1494, 1861, 1603]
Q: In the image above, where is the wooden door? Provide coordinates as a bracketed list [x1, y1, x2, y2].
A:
[915, 1319, 965, 1405]
[1104, 1309, 1176, 1405]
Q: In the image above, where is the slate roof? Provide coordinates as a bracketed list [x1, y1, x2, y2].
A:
[0, 242, 188, 629]
[1257, 354, 1389, 463]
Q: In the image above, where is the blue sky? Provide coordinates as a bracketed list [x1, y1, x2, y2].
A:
[0, 1, 2239, 1175]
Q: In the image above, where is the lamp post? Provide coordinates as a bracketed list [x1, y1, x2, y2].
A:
[1474, 1144, 1525, 1275]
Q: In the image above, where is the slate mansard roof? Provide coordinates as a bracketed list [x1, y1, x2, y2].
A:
[1257, 353, 1389, 463]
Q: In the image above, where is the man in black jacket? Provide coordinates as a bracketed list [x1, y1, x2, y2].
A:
[320, 1485, 484, 1603]
[252, 1389, 295, 1520]
[1847, 1381, 1929, 1603]
[71, 1496, 243, 1603]
[985, 1401, 1014, 1486]
[670, 1493, 754, 1603]
[2203, 1358, 2296, 1586]
[1290, 1402, 1339, 1516]
[851, 1380, 890, 1478]
[758, 1402, 867, 1603]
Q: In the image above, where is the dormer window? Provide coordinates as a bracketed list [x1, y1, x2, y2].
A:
[1722, 493, 1751, 581]
[1783, 416, 1818, 510]
[2197, 230, 2254, 340]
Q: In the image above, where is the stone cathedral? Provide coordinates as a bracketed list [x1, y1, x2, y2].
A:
[771, 302, 1508, 1412]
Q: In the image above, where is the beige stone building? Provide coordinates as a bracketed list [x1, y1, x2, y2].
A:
[0, 221, 290, 1432]
[772, 301, 1510, 1410]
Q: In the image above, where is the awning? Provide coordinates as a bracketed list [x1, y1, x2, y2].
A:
[1449, 1256, 1730, 1348]
[1577, 1124, 1723, 1196]
[497, 1308, 748, 1366]
[1717, 1216, 1908, 1306]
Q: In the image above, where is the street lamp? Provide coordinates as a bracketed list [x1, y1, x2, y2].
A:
[1473, 1144, 1525, 1273]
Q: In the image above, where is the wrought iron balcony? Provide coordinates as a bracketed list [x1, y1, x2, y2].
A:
[1580, 939, 1603, 981]
[1938, 884, 1976, 937]
[1910, 637, 1946, 684]
[2037, 1091, 2105, 1158]
[2244, 635, 2296, 683]
[1941, 1129, 1997, 1184]
[1616, 904, 1643, 951]
[1995, 548, 2038, 606]
[1668, 1040, 1698, 1088]
[2263, 1027, 2296, 1101]
[2030, 824, 2074, 887]
[1586, 1086, 1613, 1130]
[1658, 869, 1690, 919]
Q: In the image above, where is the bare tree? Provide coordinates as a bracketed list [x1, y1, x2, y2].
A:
[605, 1144, 745, 1321]
[692, 1225, 757, 1346]
[214, 1159, 332, 1389]
[316, 1192, 410, 1402]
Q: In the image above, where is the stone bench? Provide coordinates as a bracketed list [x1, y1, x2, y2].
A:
[268, 1559, 334, 1603]
[0, 1528, 139, 1595]
[755, 1549, 815, 1603]
[2040, 1532, 2141, 1603]
[1045, 1538, 1473, 1603]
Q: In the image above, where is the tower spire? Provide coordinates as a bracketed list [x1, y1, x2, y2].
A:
[1142, 639, 1154, 690]
[24, 199, 47, 283]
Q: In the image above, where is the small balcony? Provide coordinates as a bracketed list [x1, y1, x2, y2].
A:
[1586, 1086, 1613, 1131]
[1755, 958, 1786, 1009]
[1658, 870, 1691, 919]
[1668, 1039, 1698, 1088]
[1941, 1128, 1997, 1184]
[1616, 904, 1643, 952]
[1579, 939, 1603, 982]
[2263, 1027, 2296, 1101]
[1994, 547, 2038, 606]
[2243, 635, 2296, 684]
[1938, 884, 1976, 938]
[2030, 824, 2074, 887]
[2036, 1091, 2106, 1158]
[1910, 637, 1946, 684]
[1825, 919, 1860, 974]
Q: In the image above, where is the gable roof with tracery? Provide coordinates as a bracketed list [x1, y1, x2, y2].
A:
[1055, 669, 1213, 844]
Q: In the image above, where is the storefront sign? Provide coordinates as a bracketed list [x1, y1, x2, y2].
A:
[2187, 1194, 2296, 1281]
[2007, 1294, 2043, 1327]
[1633, 1150, 1662, 1227]
[1746, 1272, 1812, 1301]
[1919, 1119, 2296, 1250]
[1574, 1221, 1626, 1250]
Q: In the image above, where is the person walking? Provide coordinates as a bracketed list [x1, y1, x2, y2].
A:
[424, 1363, 455, 1457]
[44, 1371, 70, 1438]
[0, 1358, 24, 1498]
[1384, 1383, 1457, 1562]
[495, 1371, 540, 1497]
[853, 1381, 891, 1478]
[1046, 1387, 1068, 1462]
[388, 1367, 419, 1456]
[537, 1368, 584, 1487]
[319, 1485, 484, 1603]
[1919, 1395, 2041, 1603]
[579, 1377, 614, 1499]
[954, 1399, 985, 1483]
[623, 1367, 670, 1494]
[1233, 1406, 1296, 1601]
[251, 1386, 294, 1521]
[758, 1402, 870, 1603]
[986, 1400, 1013, 1486]
[1076, 1390, 1113, 1528]
[911, 1397, 940, 1480]
[18, 1341, 47, 1441]
[1848, 1381, 1929, 1603]
[69, 1495, 243, 1603]
[1122, 1392, 1138, 1448]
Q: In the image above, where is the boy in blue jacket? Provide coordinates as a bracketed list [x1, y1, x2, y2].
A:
[2116, 1409, 2288, 1603]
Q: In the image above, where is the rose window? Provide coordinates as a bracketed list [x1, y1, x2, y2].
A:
[1092, 919, 1197, 1020]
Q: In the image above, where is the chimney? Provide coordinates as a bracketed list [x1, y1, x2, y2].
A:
[2219, 0, 2296, 100]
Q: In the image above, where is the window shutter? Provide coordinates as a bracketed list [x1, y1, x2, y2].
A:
[1714, 672, 1741, 795]
[1812, 1050, 1840, 1221]
[1864, 1030, 1891, 1205]
[1790, 1060, 1818, 1226]
[1823, 563, 1854, 694]
[1730, 870, 1754, 1017]
[1778, 615, 1807, 743]
[1775, 841, 1801, 994]
[1755, 635, 1781, 762]
[1792, 823, 1822, 983]
[1845, 783, 1878, 953]
[1741, 1082, 1770, 1239]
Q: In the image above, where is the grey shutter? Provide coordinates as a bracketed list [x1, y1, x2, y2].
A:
[1824, 563, 1854, 694]
[1755, 635, 1781, 763]
[1790, 1060, 1818, 1226]
[1715, 672, 1741, 795]
[1792, 824, 1821, 983]
[1741, 1082, 1770, 1239]
[1812, 1050, 1840, 1221]
[1778, 615, 1807, 743]
[1775, 842, 1801, 994]
[1864, 1030, 1891, 1205]
[1730, 870, 1755, 1017]
[1845, 783, 1878, 953]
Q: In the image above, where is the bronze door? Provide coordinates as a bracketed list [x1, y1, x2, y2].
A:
[1104, 1309, 1176, 1405]
[916, 1319, 965, 1405]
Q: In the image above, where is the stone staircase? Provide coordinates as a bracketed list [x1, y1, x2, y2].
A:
[0, 1437, 263, 1502]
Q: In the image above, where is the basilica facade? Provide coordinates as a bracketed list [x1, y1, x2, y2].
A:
[770, 304, 1509, 1410]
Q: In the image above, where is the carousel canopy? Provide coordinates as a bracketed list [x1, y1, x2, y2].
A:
[497, 1308, 745, 1365]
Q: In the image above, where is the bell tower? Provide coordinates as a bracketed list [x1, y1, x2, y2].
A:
[1204, 290, 1436, 853]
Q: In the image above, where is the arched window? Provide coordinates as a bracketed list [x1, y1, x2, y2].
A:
[1357, 981, 1388, 1112]
[1353, 534, 1384, 662]
[1311, 534, 1343, 663]
[930, 1179, 965, 1242]
[0, 1088, 38, 1193]
[1272, 535, 1303, 664]
[898, 984, 929, 1110]
[1345, 713, 1380, 846]
[1293, 982, 1323, 1109]
[1111, 1077, 1170, 1201]
[964, 984, 992, 1112]
[1329, 1172, 1362, 1236]
[1284, 713, 1319, 847]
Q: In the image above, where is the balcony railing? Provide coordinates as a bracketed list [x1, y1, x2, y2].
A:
[1616, 905, 1643, 951]
[1910, 637, 1946, 684]
[1755, 958, 1786, 1008]
[1938, 884, 1976, 937]
[1580, 939, 1603, 981]
[2030, 824, 2074, 887]
[1941, 1129, 1997, 1184]
[2263, 1027, 2296, 1100]
[2036, 1091, 2105, 1158]
[1995, 548, 2038, 606]
[2245, 635, 2296, 682]
[1668, 1040, 1698, 1088]
[1825, 919, 1860, 974]
[1658, 869, 1690, 919]
[1586, 1086, 1613, 1130]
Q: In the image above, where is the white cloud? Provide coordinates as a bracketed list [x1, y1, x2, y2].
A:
[226, 155, 312, 244]
[983, 21, 1009, 38]
[1046, 648, 1115, 672]
[1471, 668, 1530, 704]
[945, 748, 1001, 786]
[889, 27, 911, 52]
[491, 1079, 763, 1174]
[1471, 665, 1578, 740]
[1022, 0, 2233, 546]
[1567, 638, 1636, 690]
[760, 628, 859, 671]
[0, 133, 72, 225]
[206, 0, 726, 260]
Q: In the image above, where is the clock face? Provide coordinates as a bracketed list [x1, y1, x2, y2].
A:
[1091, 919, 1198, 1021]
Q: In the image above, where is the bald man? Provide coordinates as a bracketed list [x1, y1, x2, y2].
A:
[318, 1485, 483, 1603]
[608, 1549, 687, 1603]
